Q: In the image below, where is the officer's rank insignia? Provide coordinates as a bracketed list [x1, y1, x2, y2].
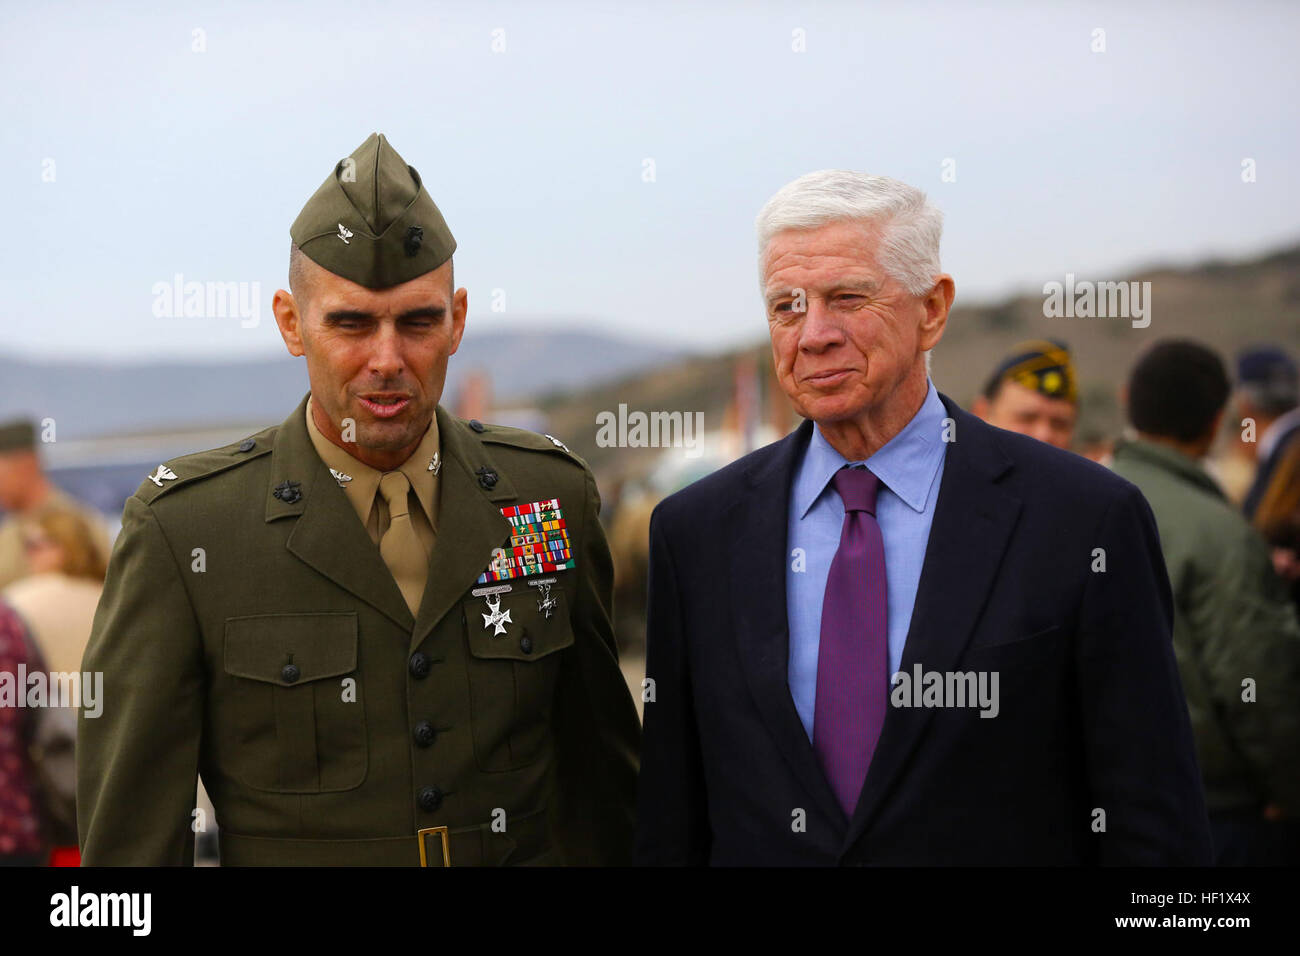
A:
[337, 222, 353, 244]
[472, 584, 513, 637]
[428, 452, 441, 475]
[475, 498, 576, 583]
[273, 479, 303, 504]
[544, 434, 570, 453]
[148, 464, 177, 487]
[329, 468, 352, 488]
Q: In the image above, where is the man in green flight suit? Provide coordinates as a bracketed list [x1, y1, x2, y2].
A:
[77, 132, 641, 866]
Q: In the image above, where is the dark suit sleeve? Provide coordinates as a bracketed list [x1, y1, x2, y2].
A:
[551, 467, 642, 864]
[77, 494, 203, 865]
[1074, 484, 1213, 864]
[634, 504, 711, 865]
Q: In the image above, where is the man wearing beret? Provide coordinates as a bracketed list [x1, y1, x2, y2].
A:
[971, 339, 1080, 451]
[78, 133, 640, 866]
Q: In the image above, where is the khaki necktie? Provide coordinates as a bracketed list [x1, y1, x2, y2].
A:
[378, 471, 427, 615]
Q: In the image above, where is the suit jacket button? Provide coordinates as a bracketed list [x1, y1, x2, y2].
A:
[237, 438, 256, 452]
[418, 786, 443, 811]
[413, 721, 436, 747]
[409, 652, 431, 679]
[520, 635, 533, 654]
[469, 419, 485, 433]
[281, 663, 300, 683]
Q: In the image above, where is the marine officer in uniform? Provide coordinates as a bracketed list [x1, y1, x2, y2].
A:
[77, 132, 641, 866]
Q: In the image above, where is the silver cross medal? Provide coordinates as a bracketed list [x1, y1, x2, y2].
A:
[529, 577, 559, 619]
[481, 592, 512, 637]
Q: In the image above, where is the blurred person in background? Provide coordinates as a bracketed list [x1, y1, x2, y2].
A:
[0, 601, 48, 865]
[2, 504, 107, 867]
[3, 504, 107, 674]
[0, 420, 111, 591]
[1253, 436, 1300, 617]
[971, 339, 1079, 451]
[1111, 339, 1300, 865]
[1237, 346, 1300, 521]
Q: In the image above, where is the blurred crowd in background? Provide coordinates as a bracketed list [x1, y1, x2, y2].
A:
[1, 335, 1297, 866]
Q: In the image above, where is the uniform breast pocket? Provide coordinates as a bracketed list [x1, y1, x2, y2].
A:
[463, 584, 575, 773]
[222, 612, 367, 793]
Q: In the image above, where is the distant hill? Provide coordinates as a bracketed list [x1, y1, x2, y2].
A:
[535, 243, 1300, 480]
[0, 328, 683, 441]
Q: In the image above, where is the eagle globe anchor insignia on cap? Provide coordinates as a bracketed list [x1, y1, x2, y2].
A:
[290, 132, 457, 290]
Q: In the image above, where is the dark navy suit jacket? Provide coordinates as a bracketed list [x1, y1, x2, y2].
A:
[634, 394, 1213, 865]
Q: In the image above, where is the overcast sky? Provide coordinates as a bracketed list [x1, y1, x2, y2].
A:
[3, 0, 1297, 361]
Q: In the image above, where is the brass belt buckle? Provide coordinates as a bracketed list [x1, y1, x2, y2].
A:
[417, 826, 450, 867]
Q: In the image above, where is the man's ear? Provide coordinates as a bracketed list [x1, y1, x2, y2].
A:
[447, 286, 468, 356]
[971, 394, 990, 421]
[273, 289, 306, 357]
[918, 274, 955, 352]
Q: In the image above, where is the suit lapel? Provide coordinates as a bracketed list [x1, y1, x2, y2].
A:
[730, 419, 847, 828]
[841, 397, 1022, 854]
[267, 394, 414, 632]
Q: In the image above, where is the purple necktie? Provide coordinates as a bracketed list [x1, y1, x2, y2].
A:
[813, 465, 888, 818]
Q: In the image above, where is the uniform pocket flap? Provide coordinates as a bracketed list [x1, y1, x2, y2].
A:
[465, 588, 574, 662]
[224, 612, 358, 686]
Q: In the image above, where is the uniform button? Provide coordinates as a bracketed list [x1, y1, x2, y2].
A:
[520, 635, 533, 654]
[409, 652, 431, 679]
[281, 663, 300, 683]
[469, 419, 485, 433]
[236, 438, 256, 452]
[413, 721, 436, 747]
[418, 786, 443, 812]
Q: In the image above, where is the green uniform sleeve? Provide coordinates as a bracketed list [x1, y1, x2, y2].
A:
[1188, 521, 1300, 812]
[550, 467, 642, 864]
[77, 493, 205, 865]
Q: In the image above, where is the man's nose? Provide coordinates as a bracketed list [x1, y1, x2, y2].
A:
[798, 297, 844, 352]
[368, 322, 406, 377]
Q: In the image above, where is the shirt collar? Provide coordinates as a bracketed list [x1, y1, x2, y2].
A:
[305, 394, 441, 527]
[794, 378, 947, 519]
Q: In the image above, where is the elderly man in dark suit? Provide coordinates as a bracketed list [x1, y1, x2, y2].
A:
[634, 170, 1212, 865]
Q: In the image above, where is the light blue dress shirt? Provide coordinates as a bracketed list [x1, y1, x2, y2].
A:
[786, 379, 948, 742]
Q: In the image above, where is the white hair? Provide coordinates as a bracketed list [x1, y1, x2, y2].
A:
[755, 170, 944, 297]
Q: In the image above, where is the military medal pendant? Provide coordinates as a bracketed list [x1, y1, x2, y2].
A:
[473, 584, 513, 637]
[529, 577, 558, 619]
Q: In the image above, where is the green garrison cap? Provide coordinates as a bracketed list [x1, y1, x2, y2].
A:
[290, 133, 456, 289]
[0, 419, 37, 453]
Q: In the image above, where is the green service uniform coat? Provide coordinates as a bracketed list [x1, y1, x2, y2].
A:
[1111, 438, 1300, 814]
[77, 394, 641, 865]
